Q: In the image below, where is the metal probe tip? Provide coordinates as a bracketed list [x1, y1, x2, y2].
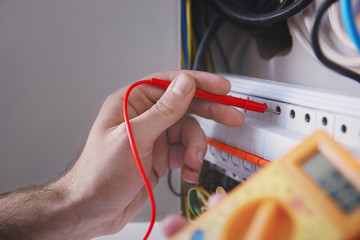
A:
[265, 108, 281, 115]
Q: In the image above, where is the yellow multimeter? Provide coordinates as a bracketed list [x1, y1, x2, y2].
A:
[171, 131, 360, 240]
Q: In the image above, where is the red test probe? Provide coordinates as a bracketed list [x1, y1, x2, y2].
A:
[149, 78, 279, 114]
[122, 78, 279, 240]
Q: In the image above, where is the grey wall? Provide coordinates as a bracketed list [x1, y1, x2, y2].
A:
[0, 0, 180, 219]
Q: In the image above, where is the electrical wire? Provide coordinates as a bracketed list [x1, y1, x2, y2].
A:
[186, 0, 194, 68]
[275, 0, 294, 11]
[212, 0, 313, 24]
[288, 1, 360, 70]
[168, 168, 230, 197]
[185, 184, 226, 218]
[187, 186, 210, 217]
[193, 13, 225, 71]
[123, 80, 156, 240]
[311, 0, 360, 82]
[167, 170, 185, 197]
[328, 2, 357, 50]
[181, 0, 189, 69]
[181, 160, 240, 221]
[340, 0, 360, 52]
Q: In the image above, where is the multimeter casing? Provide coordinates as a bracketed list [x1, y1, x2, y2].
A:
[171, 131, 360, 240]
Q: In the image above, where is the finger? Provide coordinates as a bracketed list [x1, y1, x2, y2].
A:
[168, 144, 186, 170]
[142, 70, 231, 95]
[161, 214, 188, 238]
[151, 132, 171, 178]
[182, 166, 199, 183]
[189, 98, 245, 127]
[96, 70, 234, 130]
[167, 117, 207, 176]
[95, 84, 163, 130]
[152, 117, 205, 180]
[130, 73, 196, 144]
[151, 134, 187, 178]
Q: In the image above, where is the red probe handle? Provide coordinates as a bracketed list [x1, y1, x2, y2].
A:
[150, 78, 266, 113]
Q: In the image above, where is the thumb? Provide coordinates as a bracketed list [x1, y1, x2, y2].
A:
[131, 73, 196, 142]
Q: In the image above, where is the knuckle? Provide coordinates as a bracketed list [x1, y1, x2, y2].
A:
[154, 100, 176, 117]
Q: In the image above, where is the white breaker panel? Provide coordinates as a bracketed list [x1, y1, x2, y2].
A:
[196, 75, 360, 182]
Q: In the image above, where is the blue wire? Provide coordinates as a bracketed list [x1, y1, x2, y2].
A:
[181, 0, 189, 69]
[340, 0, 360, 52]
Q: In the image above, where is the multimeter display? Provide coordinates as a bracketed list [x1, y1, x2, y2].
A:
[302, 153, 360, 213]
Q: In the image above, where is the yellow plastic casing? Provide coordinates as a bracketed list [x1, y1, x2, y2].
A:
[170, 131, 360, 240]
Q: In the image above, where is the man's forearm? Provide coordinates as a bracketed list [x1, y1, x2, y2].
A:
[0, 181, 98, 240]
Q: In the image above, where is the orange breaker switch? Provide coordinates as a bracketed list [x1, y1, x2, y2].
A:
[206, 137, 271, 167]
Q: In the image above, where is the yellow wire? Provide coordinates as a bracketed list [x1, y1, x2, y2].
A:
[189, 186, 211, 198]
[187, 186, 210, 217]
[185, 200, 193, 221]
[216, 186, 226, 194]
[197, 191, 208, 206]
[181, 45, 185, 69]
[187, 194, 199, 217]
[185, 0, 193, 68]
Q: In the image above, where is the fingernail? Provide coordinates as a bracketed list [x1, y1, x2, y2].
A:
[183, 171, 198, 183]
[172, 74, 193, 97]
[197, 151, 204, 164]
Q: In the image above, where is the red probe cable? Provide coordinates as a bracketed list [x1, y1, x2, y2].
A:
[123, 78, 275, 239]
[123, 80, 155, 240]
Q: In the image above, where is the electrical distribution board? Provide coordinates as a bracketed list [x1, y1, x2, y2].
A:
[196, 75, 360, 182]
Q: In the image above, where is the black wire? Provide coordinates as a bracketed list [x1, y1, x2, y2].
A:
[212, 0, 313, 25]
[310, 0, 360, 82]
[168, 166, 238, 197]
[193, 14, 225, 71]
[167, 170, 185, 197]
[275, 0, 294, 11]
[167, 169, 219, 197]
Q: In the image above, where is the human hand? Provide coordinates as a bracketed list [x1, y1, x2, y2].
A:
[54, 70, 244, 238]
[162, 193, 227, 238]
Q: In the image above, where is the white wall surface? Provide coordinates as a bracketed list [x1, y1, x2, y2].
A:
[0, 0, 180, 221]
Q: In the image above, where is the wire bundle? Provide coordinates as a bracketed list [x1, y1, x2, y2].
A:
[181, 0, 213, 70]
[288, 0, 360, 82]
[181, 163, 239, 221]
[182, 0, 315, 72]
[340, 0, 360, 52]
[186, 186, 210, 218]
[182, 0, 360, 82]
[212, 0, 313, 24]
